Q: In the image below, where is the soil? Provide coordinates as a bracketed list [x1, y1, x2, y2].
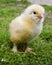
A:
[28, 0, 52, 6]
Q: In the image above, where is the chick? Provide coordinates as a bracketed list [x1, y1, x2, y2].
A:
[9, 4, 45, 53]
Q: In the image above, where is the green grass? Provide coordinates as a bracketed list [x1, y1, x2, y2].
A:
[0, 0, 52, 65]
[43, 5, 52, 11]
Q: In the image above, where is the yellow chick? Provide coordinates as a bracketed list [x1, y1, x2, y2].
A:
[9, 4, 45, 53]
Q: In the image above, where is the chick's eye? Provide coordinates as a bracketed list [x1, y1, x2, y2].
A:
[33, 12, 36, 14]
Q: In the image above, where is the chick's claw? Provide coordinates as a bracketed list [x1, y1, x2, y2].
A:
[25, 47, 32, 53]
[12, 47, 19, 53]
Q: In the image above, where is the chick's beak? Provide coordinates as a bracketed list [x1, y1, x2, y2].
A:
[37, 15, 42, 19]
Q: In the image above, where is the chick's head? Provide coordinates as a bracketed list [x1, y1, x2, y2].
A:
[24, 4, 45, 23]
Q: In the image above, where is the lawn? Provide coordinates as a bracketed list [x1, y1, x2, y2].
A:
[0, 0, 52, 65]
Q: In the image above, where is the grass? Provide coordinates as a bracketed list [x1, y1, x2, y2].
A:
[0, 0, 52, 65]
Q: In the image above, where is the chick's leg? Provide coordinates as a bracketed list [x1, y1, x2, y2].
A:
[12, 43, 19, 53]
[25, 43, 32, 53]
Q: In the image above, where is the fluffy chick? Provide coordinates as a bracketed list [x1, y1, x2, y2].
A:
[9, 4, 45, 53]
